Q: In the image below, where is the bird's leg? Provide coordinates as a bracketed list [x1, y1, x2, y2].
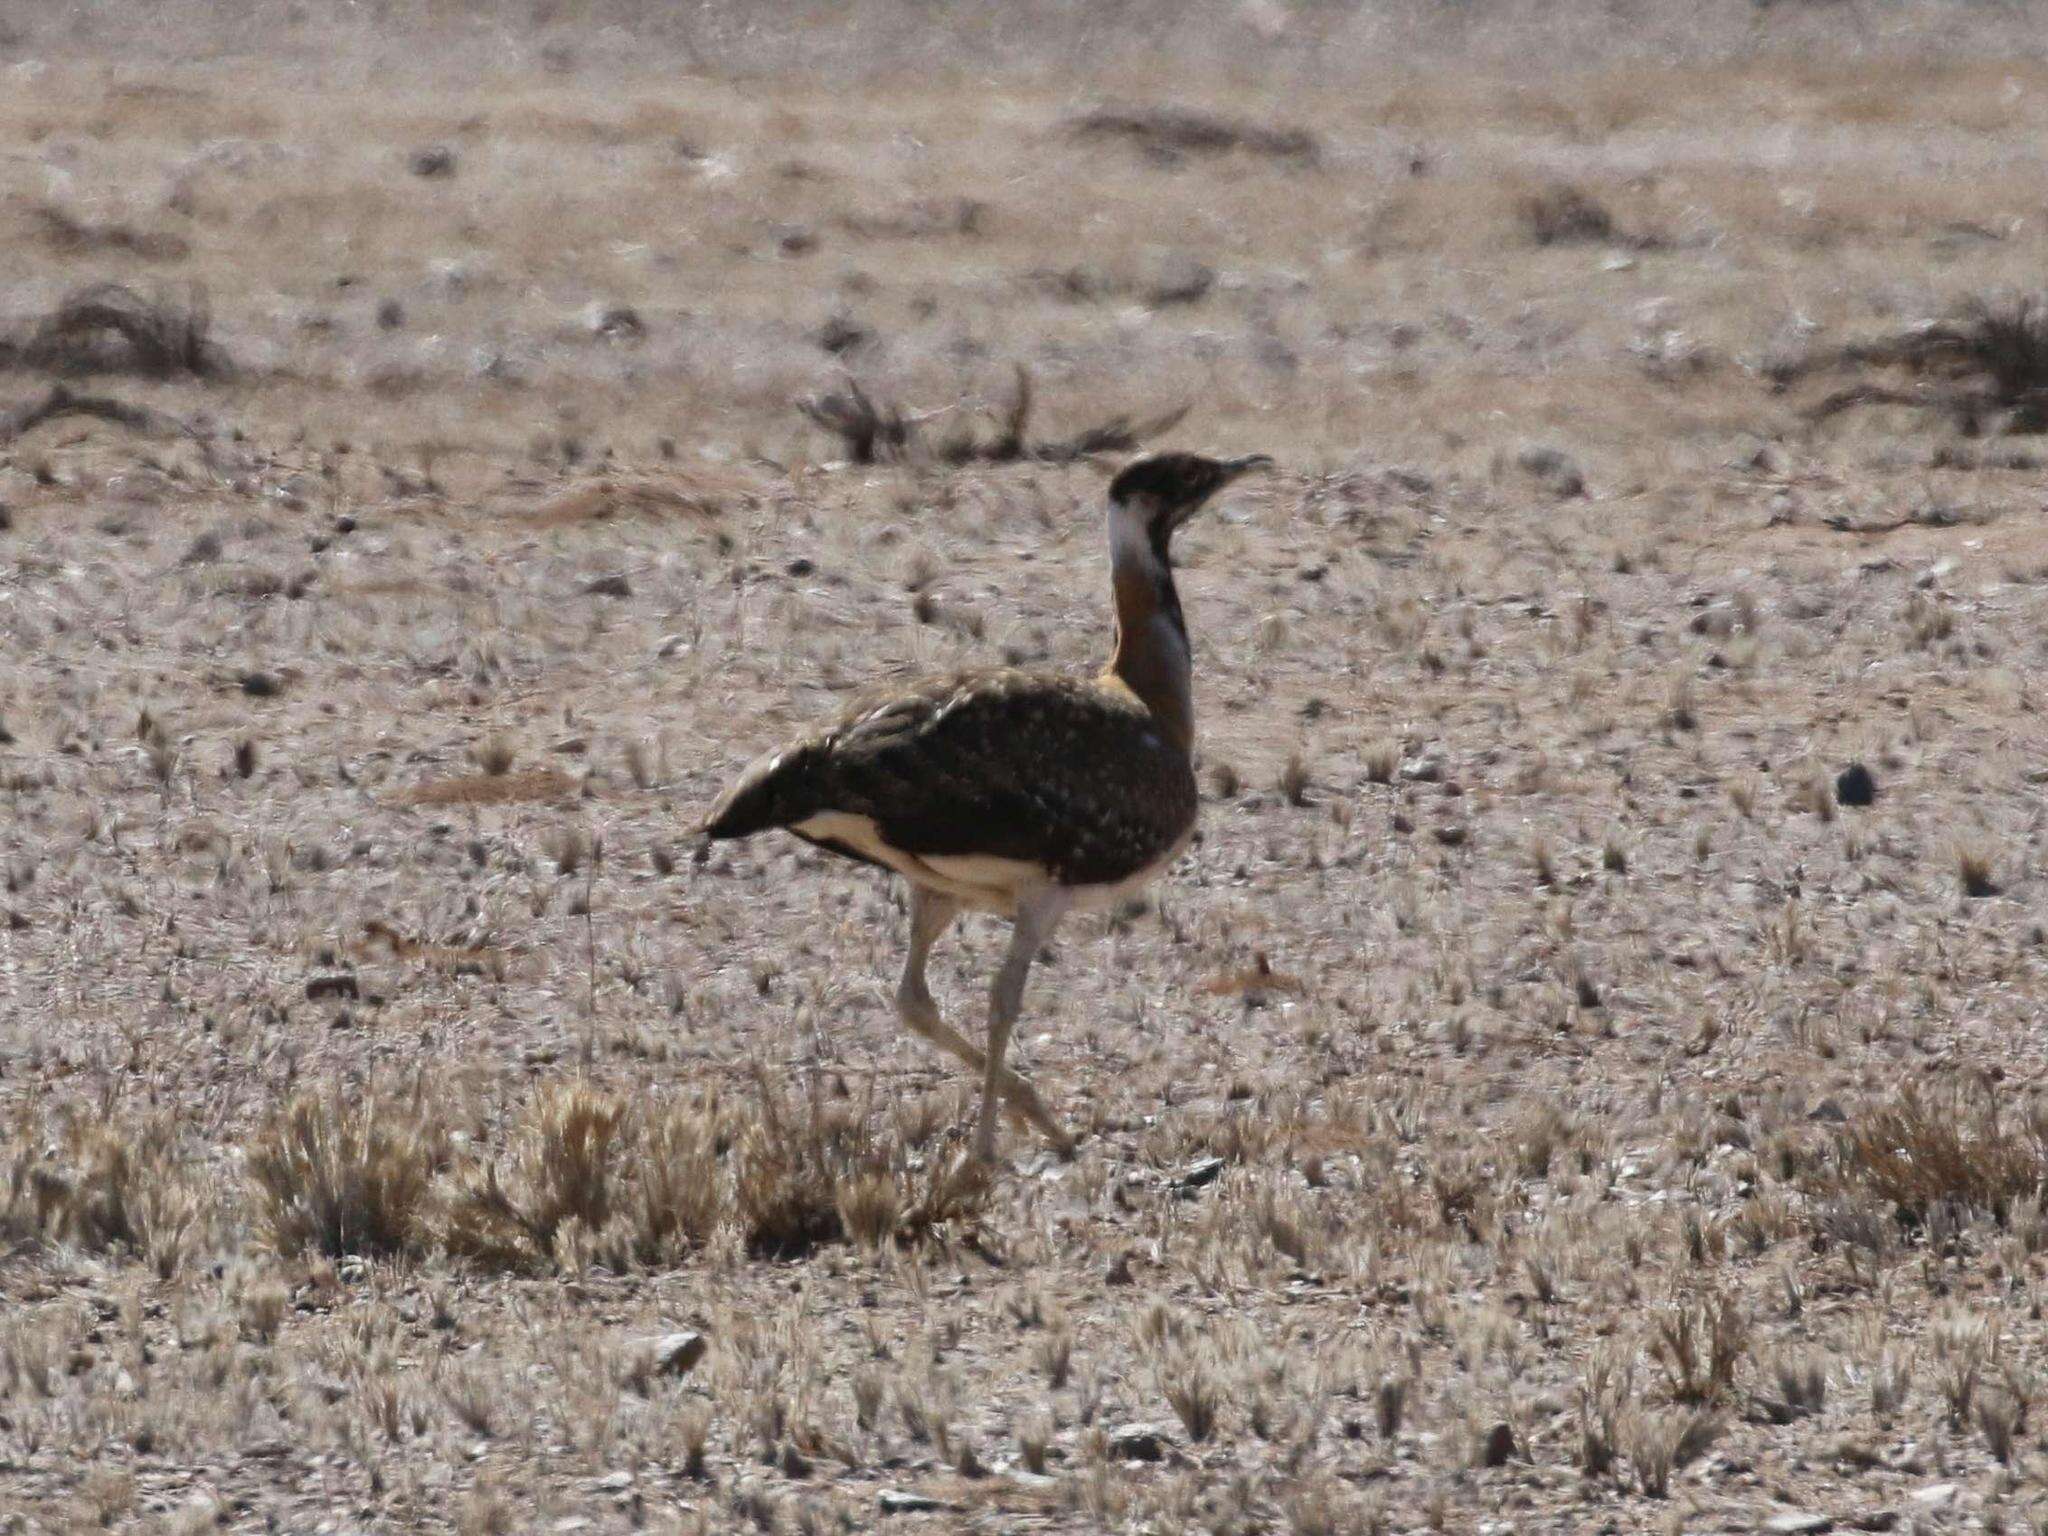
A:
[976, 888, 1069, 1165]
[895, 887, 1073, 1152]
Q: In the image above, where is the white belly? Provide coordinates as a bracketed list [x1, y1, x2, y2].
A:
[791, 813, 1192, 915]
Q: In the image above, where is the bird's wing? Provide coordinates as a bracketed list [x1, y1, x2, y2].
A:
[703, 670, 1197, 888]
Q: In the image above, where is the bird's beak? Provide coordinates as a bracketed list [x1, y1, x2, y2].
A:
[1223, 454, 1276, 480]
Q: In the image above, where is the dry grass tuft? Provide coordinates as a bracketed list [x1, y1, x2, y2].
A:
[443, 1081, 629, 1269]
[1957, 846, 2000, 898]
[1649, 1290, 1748, 1404]
[1067, 104, 1319, 166]
[514, 471, 738, 527]
[1519, 183, 1616, 247]
[17, 282, 224, 378]
[248, 1090, 442, 1259]
[1802, 293, 2048, 433]
[798, 367, 1187, 466]
[1, 1102, 204, 1276]
[736, 1074, 988, 1257]
[1836, 1086, 2044, 1223]
[399, 768, 578, 806]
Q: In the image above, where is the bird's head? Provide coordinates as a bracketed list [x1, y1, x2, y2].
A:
[1107, 452, 1274, 562]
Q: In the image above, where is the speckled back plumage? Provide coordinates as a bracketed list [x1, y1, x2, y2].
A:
[703, 667, 1198, 890]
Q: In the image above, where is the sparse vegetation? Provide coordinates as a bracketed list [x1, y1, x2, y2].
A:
[2, 9, 2042, 1531]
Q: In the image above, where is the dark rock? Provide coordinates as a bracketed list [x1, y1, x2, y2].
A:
[1172, 1156, 1226, 1193]
[591, 305, 645, 342]
[813, 315, 872, 355]
[1480, 1422, 1519, 1468]
[1109, 1423, 1171, 1462]
[239, 671, 281, 698]
[647, 1332, 706, 1376]
[305, 974, 359, 1002]
[584, 574, 631, 598]
[878, 1489, 950, 1514]
[1516, 444, 1587, 499]
[1835, 763, 1877, 807]
[408, 145, 457, 179]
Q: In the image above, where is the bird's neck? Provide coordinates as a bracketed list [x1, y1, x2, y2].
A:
[1104, 504, 1194, 754]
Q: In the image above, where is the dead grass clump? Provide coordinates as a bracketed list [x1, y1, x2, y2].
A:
[1622, 1407, 1722, 1498]
[1279, 751, 1312, 806]
[1519, 183, 1617, 247]
[735, 1078, 873, 1259]
[248, 1090, 441, 1259]
[736, 1074, 987, 1258]
[1067, 105, 1319, 166]
[1649, 1290, 1747, 1404]
[1801, 295, 2048, 434]
[1958, 846, 2001, 899]
[1159, 1348, 1220, 1441]
[472, 736, 517, 777]
[399, 768, 578, 807]
[1835, 1087, 2044, 1224]
[1, 1103, 203, 1275]
[442, 1082, 628, 1270]
[798, 367, 1186, 467]
[627, 1102, 726, 1262]
[20, 283, 224, 379]
[798, 378, 910, 465]
[513, 472, 736, 527]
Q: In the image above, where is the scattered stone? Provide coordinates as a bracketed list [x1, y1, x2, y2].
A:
[1763, 1514, 1833, 1534]
[1399, 753, 1444, 783]
[1145, 253, 1215, 308]
[1172, 1156, 1226, 1193]
[589, 304, 645, 342]
[239, 670, 282, 698]
[813, 314, 872, 355]
[656, 634, 690, 658]
[584, 573, 631, 598]
[1835, 763, 1877, 807]
[1910, 1484, 1956, 1509]
[592, 1471, 632, 1492]
[1433, 825, 1469, 847]
[408, 145, 457, 178]
[878, 1489, 950, 1514]
[1480, 1422, 1518, 1467]
[1109, 1422, 1172, 1462]
[305, 973, 359, 1002]
[647, 1331, 706, 1377]
[1807, 1098, 1848, 1124]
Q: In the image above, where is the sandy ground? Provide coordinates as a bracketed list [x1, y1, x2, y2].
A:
[4, 5, 2048, 1532]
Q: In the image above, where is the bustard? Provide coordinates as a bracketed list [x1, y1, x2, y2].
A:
[702, 452, 1273, 1163]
